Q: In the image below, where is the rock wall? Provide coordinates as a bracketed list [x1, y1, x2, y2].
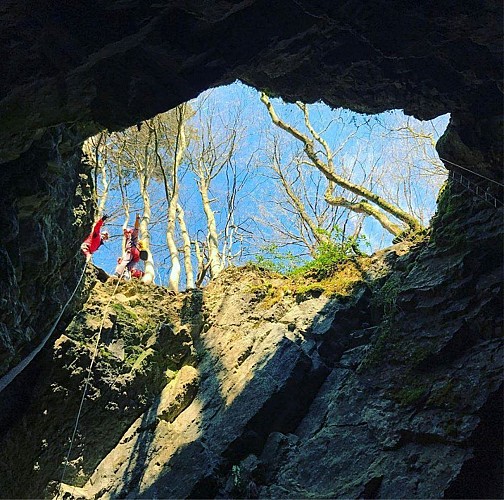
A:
[0, 125, 93, 374]
[1, 0, 501, 160]
[0, 0, 501, 377]
[0, 187, 501, 497]
[0, 1, 502, 498]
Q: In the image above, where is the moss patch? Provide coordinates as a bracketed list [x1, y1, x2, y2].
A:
[391, 384, 429, 406]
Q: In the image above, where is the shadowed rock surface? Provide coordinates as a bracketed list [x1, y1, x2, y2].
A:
[0, 1, 502, 498]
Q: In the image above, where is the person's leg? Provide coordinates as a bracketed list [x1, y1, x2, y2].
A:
[115, 251, 131, 276]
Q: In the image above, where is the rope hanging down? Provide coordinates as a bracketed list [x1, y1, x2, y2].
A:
[0, 262, 88, 395]
[58, 273, 124, 496]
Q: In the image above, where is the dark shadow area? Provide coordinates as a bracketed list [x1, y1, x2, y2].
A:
[0, 280, 187, 498]
[138, 287, 338, 499]
[0, 350, 44, 437]
[443, 384, 504, 500]
[117, 398, 161, 497]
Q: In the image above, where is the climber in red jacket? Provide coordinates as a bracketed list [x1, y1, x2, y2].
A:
[80, 215, 109, 262]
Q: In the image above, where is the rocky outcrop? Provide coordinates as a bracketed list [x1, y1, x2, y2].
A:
[0, 125, 93, 375]
[0, 184, 501, 498]
[0, 274, 198, 499]
[260, 191, 503, 499]
[0, 1, 502, 498]
[1, 1, 501, 161]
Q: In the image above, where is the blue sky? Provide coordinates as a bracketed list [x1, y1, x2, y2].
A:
[89, 81, 449, 284]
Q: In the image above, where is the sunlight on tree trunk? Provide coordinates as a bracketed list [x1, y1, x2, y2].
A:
[199, 178, 223, 278]
[165, 105, 188, 292]
[117, 166, 130, 254]
[193, 239, 209, 287]
[177, 203, 194, 289]
[138, 192, 154, 284]
[134, 127, 155, 284]
[188, 96, 244, 280]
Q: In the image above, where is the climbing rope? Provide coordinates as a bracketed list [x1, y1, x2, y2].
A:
[58, 271, 124, 496]
[0, 262, 89, 395]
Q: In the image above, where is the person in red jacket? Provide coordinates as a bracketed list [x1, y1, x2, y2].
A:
[81, 215, 109, 262]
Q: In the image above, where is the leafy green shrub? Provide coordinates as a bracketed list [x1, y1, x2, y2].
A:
[254, 244, 305, 275]
[291, 230, 368, 278]
[254, 228, 368, 278]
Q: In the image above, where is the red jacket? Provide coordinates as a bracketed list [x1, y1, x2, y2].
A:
[82, 218, 104, 255]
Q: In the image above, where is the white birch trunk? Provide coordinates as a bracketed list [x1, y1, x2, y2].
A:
[166, 106, 187, 292]
[139, 175, 155, 284]
[200, 180, 223, 278]
[177, 203, 194, 289]
[166, 197, 181, 292]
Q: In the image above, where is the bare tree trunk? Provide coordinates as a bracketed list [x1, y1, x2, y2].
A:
[117, 165, 130, 254]
[166, 105, 188, 292]
[166, 191, 181, 292]
[83, 132, 110, 216]
[177, 203, 194, 289]
[199, 178, 223, 278]
[271, 140, 332, 249]
[138, 174, 155, 284]
[324, 190, 402, 236]
[193, 239, 210, 287]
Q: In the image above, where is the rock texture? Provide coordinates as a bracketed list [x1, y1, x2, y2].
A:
[0, 0, 501, 160]
[0, 125, 93, 374]
[0, 190, 502, 498]
[0, 1, 502, 499]
[0, 273, 198, 498]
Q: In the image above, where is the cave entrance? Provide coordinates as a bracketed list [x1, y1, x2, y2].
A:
[85, 81, 449, 286]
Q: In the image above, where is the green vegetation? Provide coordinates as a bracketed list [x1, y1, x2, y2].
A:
[391, 384, 428, 406]
[248, 281, 288, 309]
[254, 244, 304, 275]
[292, 259, 365, 299]
[111, 302, 139, 321]
[248, 245, 367, 311]
[255, 229, 368, 279]
[291, 234, 366, 279]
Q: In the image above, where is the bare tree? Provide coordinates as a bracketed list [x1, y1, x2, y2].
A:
[156, 105, 189, 292]
[186, 97, 240, 279]
[177, 203, 194, 289]
[108, 123, 158, 283]
[82, 132, 111, 217]
[260, 93, 423, 237]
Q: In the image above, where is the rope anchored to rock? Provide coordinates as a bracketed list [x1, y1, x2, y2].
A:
[58, 271, 125, 498]
[0, 262, 89, 395]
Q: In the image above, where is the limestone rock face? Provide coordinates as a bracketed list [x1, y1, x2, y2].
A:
[0, 2, 502, 499]
[0, 125, 93, 375]
[0, 190, 501, 499]
[0, 277, 199, 498]
[0, 0, 501, 379]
